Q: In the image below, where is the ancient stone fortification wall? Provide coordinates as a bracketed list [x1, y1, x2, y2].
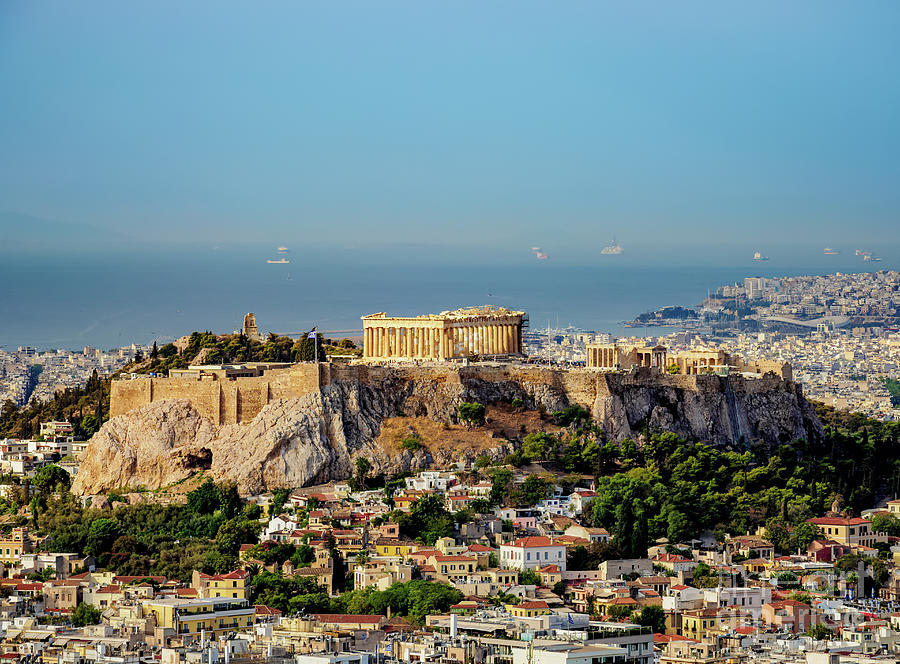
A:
[111, 362, 816, 447]
[89, 362, 822, 495]
[110, 364, 323, 424]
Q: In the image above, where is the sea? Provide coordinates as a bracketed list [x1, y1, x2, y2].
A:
[3, 244, 898, 351]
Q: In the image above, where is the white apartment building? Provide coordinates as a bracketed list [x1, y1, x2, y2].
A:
[500, 536, 566, 572]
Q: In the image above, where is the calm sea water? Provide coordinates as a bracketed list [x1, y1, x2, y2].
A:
[2, 244, 897, 350]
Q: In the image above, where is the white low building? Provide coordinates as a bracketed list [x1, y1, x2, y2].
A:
[500, 536, 567, 571]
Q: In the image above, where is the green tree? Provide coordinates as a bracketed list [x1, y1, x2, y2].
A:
[86, 517, 120, 557]
[187, 479, 220, 514]
[521, 475, 550, 506]
[215, 518, 261, 555]
[522, 432, 557, 461]
[458, 402, 486, 427]
[489, 468, 513, 506]
[72, 602, 101, 627]
[518, 569, 541, 585]
[397, 494, 454, 545]
[270, 488, 291, 516]
[32, 465, 72, 496]
[216, 483, 241, 519]
[764, 518, 793, 554]
[355, 457, 372, 489]
[553, 405, 590, 427]
[871, 513, 900, 537]
[635, 605, 665, 633]
[474, 455, 492, 469]
[666, 510, 690, 544]
[791, 522, 821, 552]
[806, 623, 833, 640]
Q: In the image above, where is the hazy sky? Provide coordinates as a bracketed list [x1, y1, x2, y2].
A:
[2, 1, 899, 254]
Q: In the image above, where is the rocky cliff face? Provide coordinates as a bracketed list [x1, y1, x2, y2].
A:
[72, 368, 823, 495]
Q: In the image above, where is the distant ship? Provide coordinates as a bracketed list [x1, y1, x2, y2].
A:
[266, 258, 290, 264]
[600, 237, 623, 255]
[277, 246, 289, 254]
[824, 247, 840, 255]
[753, 252, 769, 261]
[535, 252, 548, 260]
[863, 253, 881, 262]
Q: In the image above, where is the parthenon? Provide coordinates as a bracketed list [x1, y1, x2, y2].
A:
[361, 306, 526, 361]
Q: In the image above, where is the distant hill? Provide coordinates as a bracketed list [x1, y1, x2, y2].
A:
[0, 210, 137, 253]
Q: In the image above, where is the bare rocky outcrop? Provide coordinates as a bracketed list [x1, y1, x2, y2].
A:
[72, 366, 823, 495]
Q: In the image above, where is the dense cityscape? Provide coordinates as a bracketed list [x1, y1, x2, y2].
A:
[4, 3, 900, 664]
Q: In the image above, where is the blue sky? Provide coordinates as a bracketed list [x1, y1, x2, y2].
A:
[2, 1, 899, 257]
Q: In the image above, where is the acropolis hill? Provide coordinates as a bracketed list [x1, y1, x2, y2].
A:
[80, 336, 822, 495]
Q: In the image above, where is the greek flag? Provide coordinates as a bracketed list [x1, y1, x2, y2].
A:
[308, 327, 317, 339]
[567, 614, 574, 625]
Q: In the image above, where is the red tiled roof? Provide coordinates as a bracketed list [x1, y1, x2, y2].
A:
[254, 604, 283, 616]
[766, 600, 810, 609]
[114, 575, 166, 584]
[509, 536, 558, 548]
[807, 517, 870, 526]
[654, 634, 697, 643]
[311, 614, 384, 624]
[431, 556, 476, 563]
[516, 601, 549, 609]
[653, 553, 692, 563]
[198, 569, 249, 581]
[467, 544, 494, 552]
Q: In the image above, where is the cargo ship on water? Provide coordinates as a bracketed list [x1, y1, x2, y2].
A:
[266, 258, 290, 264]
[824, 247, 840, 255]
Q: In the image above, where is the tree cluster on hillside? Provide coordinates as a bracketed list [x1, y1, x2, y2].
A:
[587, 411, 900, 558]
[251, 574, 461, 623]
[133, 331, 329, 374]
[0, 369, 108, 439]
[20, 478, 261, 582]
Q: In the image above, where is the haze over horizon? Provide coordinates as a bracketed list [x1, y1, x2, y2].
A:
[2, 1, 900, 254]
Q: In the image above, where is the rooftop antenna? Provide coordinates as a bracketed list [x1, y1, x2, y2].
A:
[547, 320, 551, 367]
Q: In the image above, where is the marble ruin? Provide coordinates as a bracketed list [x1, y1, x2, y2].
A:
[361, 306, 526, 361]
[586, 342, 792, 380]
